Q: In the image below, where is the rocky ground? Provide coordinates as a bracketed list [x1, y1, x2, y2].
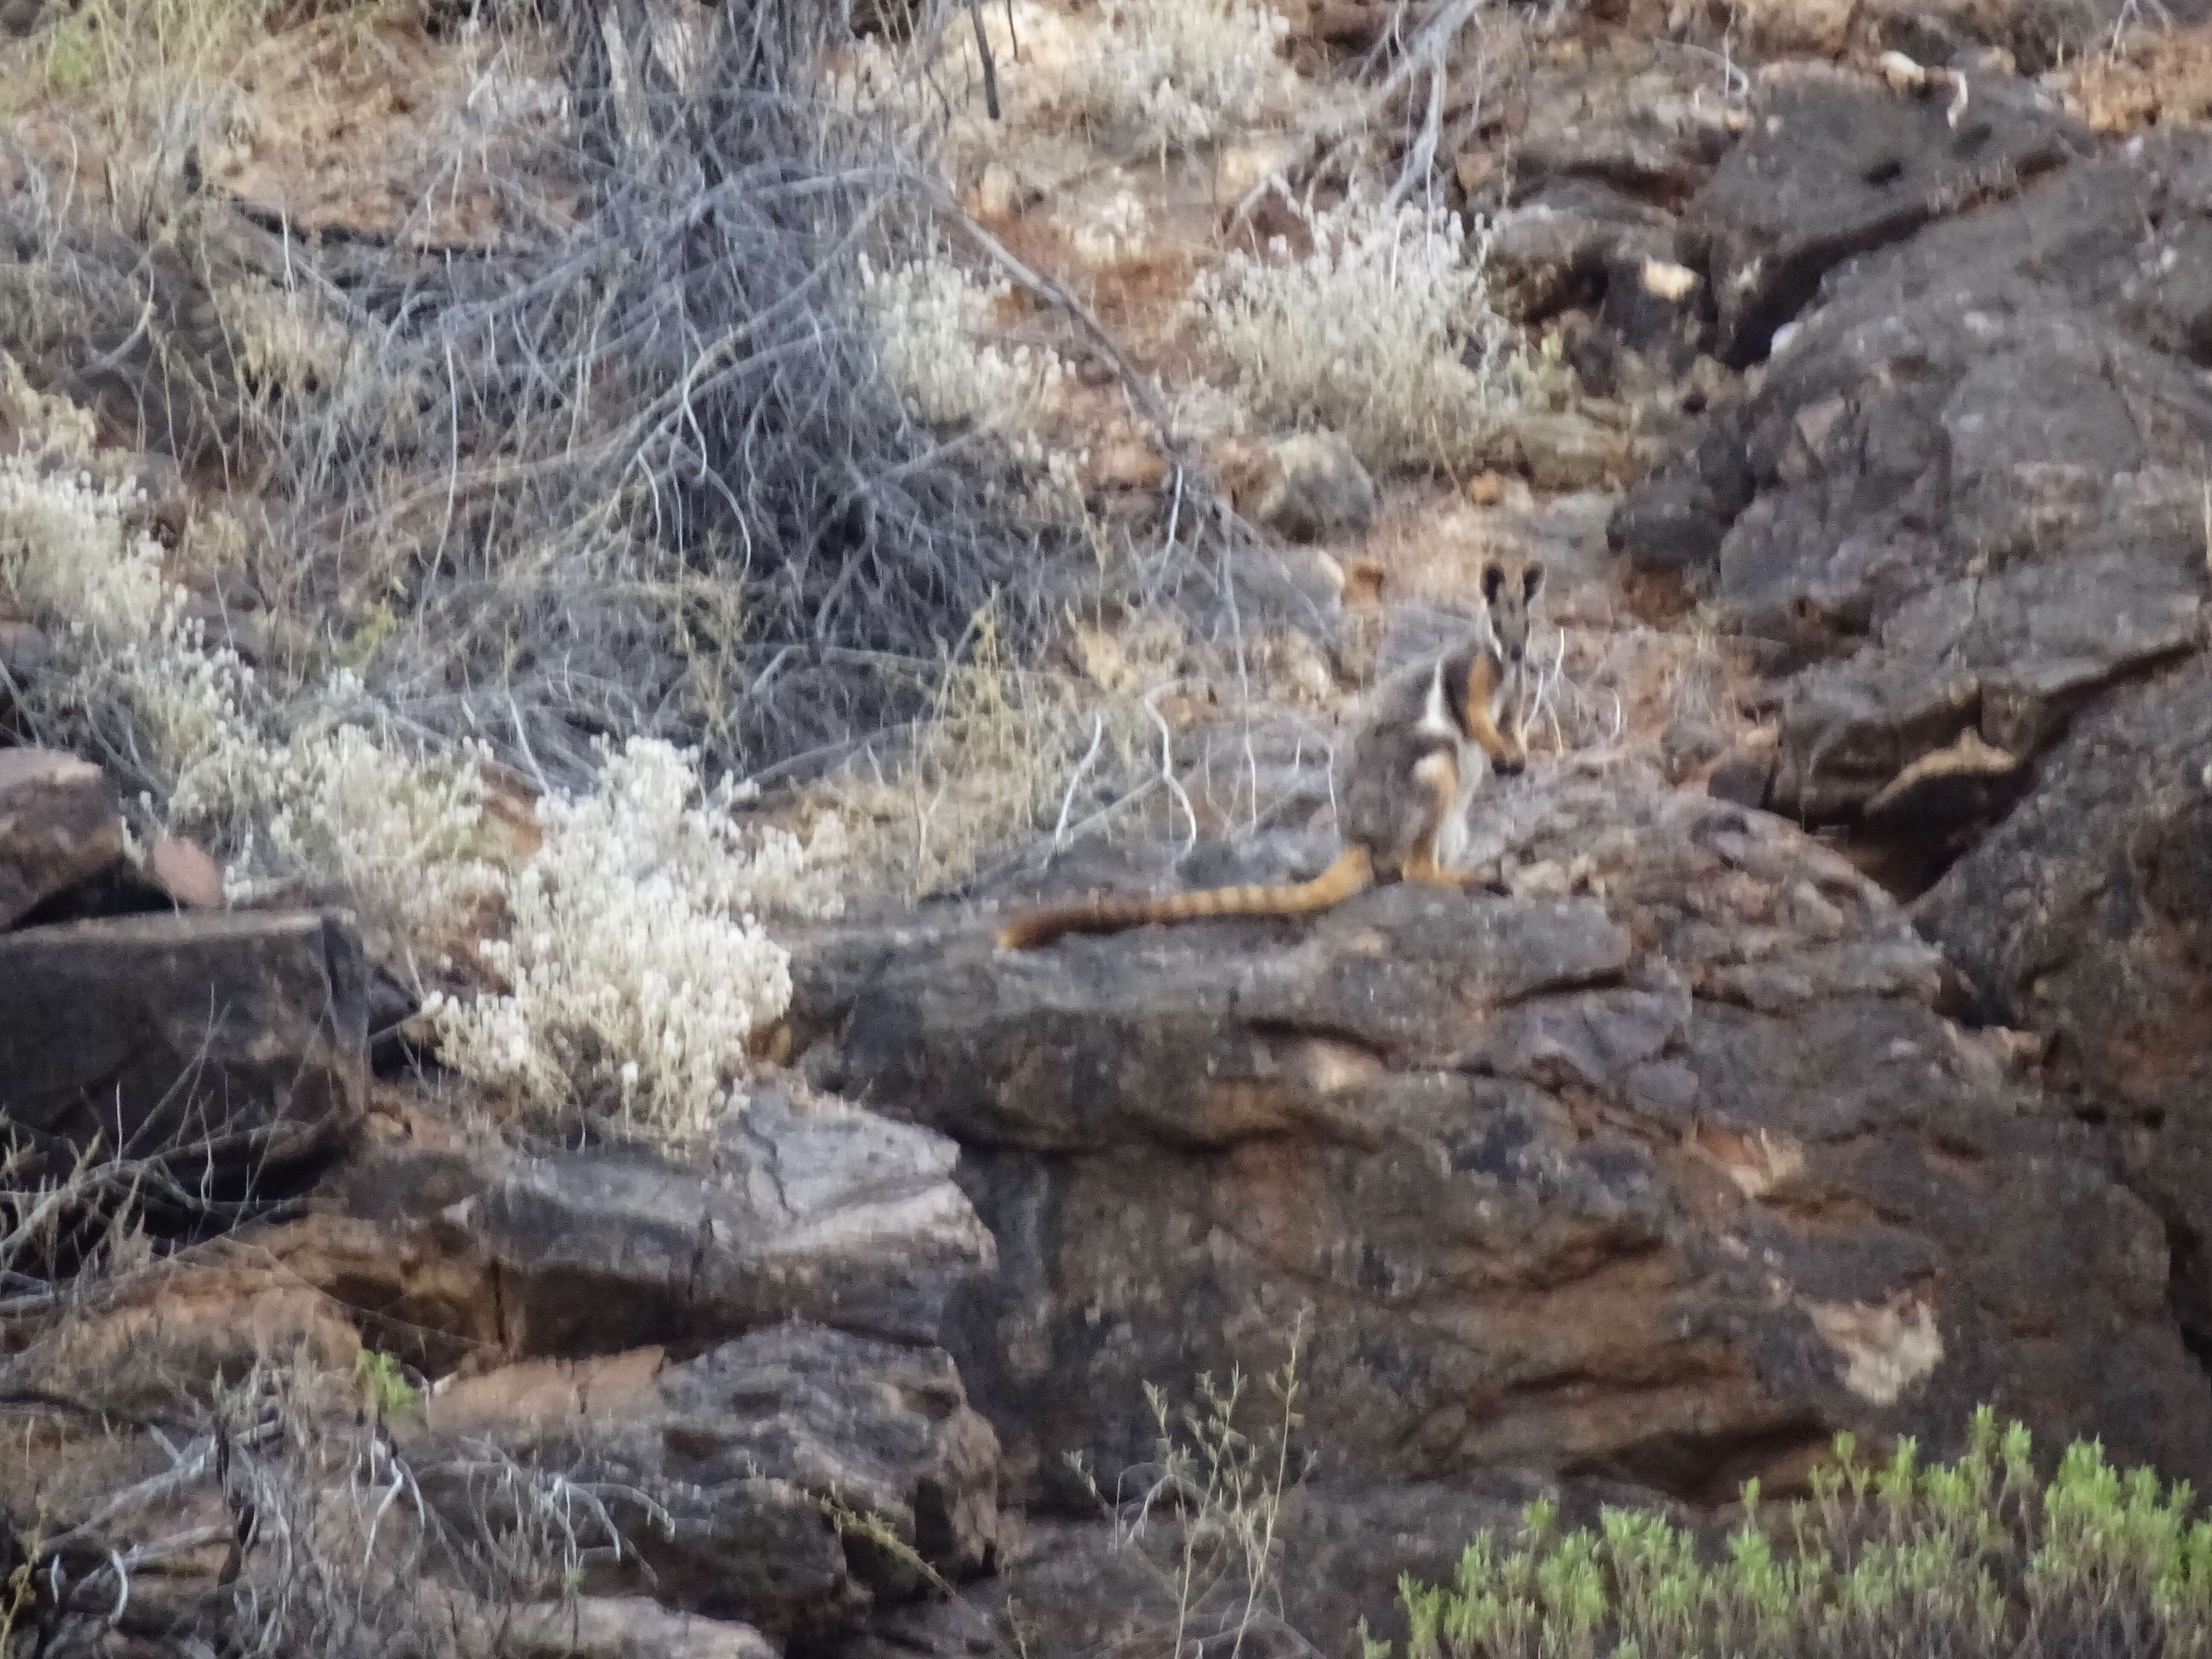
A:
[6, 0, 2212, 1649]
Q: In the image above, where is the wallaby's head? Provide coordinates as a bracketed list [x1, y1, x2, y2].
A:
[1481, 557, 1546, 667]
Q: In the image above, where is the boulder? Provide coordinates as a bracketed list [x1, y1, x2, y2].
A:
[7, 1244, 363, 1416]
[1915, 655, 2212, 1354]
[0, 747, 123, 928]
[1615, 134, 2212, 831]
[799, 764, 2212, 1503]
[410, 1326, 999, 1645]
[0, 617, 54, 681]
[1246, 432, 1377, 545]
[0, 910, 368, 1185]
[1486, 181, 1676, 322]
[279, 1083, 994, 1369]
[143, 832, 226, 909]
[1680, 63, 2087, 366]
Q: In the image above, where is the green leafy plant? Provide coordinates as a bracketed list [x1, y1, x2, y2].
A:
[352, 1348, 420, 1420]
[1385, 1409, 2212, 1659]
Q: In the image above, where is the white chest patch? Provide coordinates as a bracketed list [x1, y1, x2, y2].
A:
[1415, 660, 1456, 742]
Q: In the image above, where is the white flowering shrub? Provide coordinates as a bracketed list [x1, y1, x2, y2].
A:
[3, 387, 859, 1142]
[1083, 0, 1293, 157]
[1062, 188, 1152, 267]
[425, 738, 847, 1138]
[860, 248, 1069, 431]
[943, 0, 1291, 156]
[0, 452, 507, 964]
[169, 695, 507, 965]
[0, 457, 171, 645]
[0, 459, 269, 812]
[1187, 193, 1526, 474]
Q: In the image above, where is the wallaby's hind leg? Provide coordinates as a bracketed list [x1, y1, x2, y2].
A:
[1403, 749, 1478, 888]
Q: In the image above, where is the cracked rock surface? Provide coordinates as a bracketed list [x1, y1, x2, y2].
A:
[796, 763, 2212, 1504]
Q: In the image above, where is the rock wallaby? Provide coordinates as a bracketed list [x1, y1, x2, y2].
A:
[996, 558, 1547, 951]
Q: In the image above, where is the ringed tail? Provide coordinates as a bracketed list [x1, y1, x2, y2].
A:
[995, 847, 1375, 951]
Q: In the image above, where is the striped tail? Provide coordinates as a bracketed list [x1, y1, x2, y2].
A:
[995, 847, 1374, 950]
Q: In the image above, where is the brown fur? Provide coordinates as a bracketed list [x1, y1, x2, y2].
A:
[995, 565, 1547, 951]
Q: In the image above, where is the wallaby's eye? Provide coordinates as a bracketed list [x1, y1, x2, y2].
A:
[1523, 562, 1545, 602]
[1481, 563, 1505, 604]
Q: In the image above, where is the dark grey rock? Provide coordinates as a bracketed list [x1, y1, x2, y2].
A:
[1681, 64, 2088, 366]
[289, 1084, 992, 1367]
[0, 748, 123, 930]
[797, 765, 2212, 1504]
[0, 909, 367, 1185]
[412, 1326, 999, 1645]
[1915, 656, 2212, 1352]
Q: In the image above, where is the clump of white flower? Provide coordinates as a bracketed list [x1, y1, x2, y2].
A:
[1187, 192, 1526, 474]
[1064, 188, 1152, 266]
[0, 458, 270, 815]
[172, 693, 507, 964]
[1085, 0, 1293, 157]
[425, 738, 846, 1138]
[860, 248, 1069, 431]
[0, 354, 96, 457]
[1, 450, 506, 963]
[0, 457, 171, 645]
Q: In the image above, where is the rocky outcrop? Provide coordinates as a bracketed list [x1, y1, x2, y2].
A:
[1610, 122, 2212, 818]
[1599, 70, 2212, 1369]
[0, 909, 370, 1185]
[850, 1476, 1679, 1659]
[1682, 61, 2087, 367]
[1914, 655, 2212, 1355]
[798, 764, 2212, 1504]
[410, 1326, 1000, 1645]
[281, 1083, 993, 1370]
[492, 1600, 777, 1659]
[1616, 127, 2212, 838]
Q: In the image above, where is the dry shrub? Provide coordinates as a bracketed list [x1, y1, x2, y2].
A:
[808, 600, 1152, 898]
[848, 0, 1297, 163]
[2, 0, 1102, 793]
[1187, 189, 1528, 475]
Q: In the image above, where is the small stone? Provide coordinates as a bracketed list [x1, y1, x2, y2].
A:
[1708, 745, 1775, 808]
[1341, 557, 1388, 607]
[0, 618, 54, 682]
[1215, 137, 1304, 201]
[1454, 148, 1497, 196]
[1096, 440, 1168, 492]
[1250, 432, 1377, 545]
[145, 833, 227, 909]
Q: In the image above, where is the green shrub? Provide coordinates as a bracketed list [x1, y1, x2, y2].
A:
[352, 1348, 420, 1420]
[1384, 1408, 2212, 1659]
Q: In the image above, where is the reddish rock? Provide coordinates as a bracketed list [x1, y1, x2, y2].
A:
[0, 910, 368, 1183]
[145, 832, 226, 908]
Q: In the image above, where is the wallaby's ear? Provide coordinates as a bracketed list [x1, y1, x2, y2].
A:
[1481, 561, 1505, 605]
[1523, 561, 1546, 602]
